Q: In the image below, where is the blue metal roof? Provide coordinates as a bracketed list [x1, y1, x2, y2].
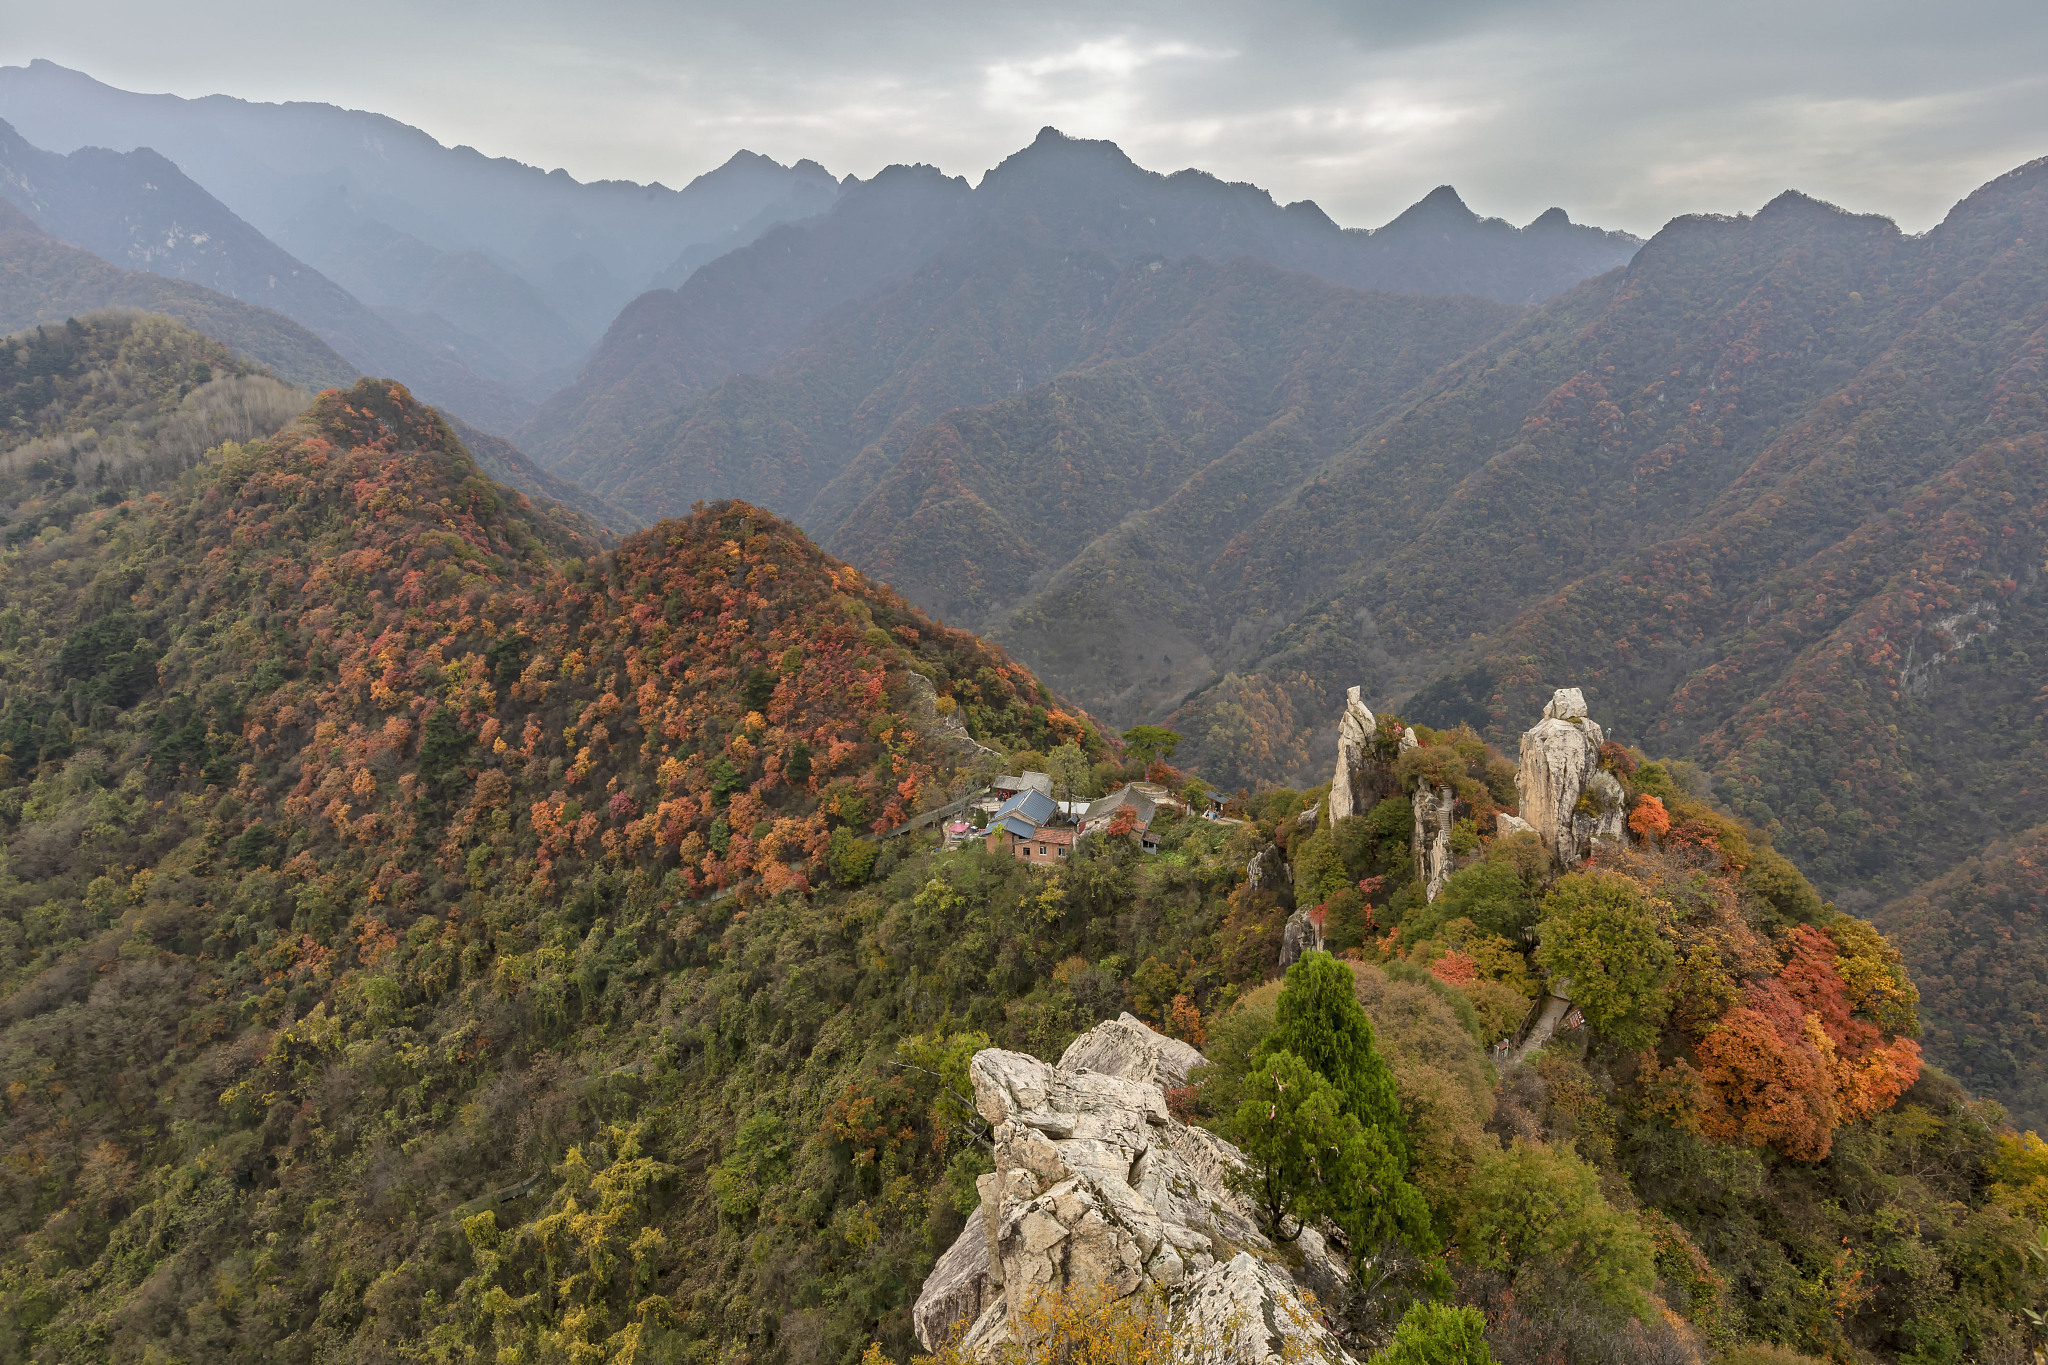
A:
[993, 787, 1056, 827]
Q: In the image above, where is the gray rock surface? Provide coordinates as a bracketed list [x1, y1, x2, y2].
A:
[1580, 769, 1628, 852]
[1413, 782, 1455, 902]
[1496, 812, 1535, 837]
[915, 1215, 1001, 1351]
[1279, 906, 1325, 970]
[1060, 1012, 1207, 1092]
[915, 1020, 1354, 1363]
[1328, 686, 1378, 822]
[1516, 687, 1607, 865]
[1172, 1253, 1355, 1364]
[1247, 842, 1289, 893]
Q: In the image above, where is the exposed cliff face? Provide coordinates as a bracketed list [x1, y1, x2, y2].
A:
[1328, 686, 1378, 823]
[1413, 783, 1455, 901]
[914, 1015, 1352, 1363]
[1247, 841, 1290, 894]
[1280, 906, 1325, 970]
[1516, 687, 1607, 865]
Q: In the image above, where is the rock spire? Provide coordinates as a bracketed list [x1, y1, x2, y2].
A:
[1514, 687, 1623, 864]
[1328, 686, 1378, 822]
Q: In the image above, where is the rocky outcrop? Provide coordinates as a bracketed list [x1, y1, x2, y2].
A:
[1496, 813, 1535, 837]
[902, 671, 1002, 762]
[915, 1215, 1003, 1353]
[1059, 1012, 1206, 1092]
[1328, 686, 1377, 822]
[1515, 687, 1608, 865]
[1280, 906, 1325, 970]
[1413, 783, 1456, 902]
[1578, 769, 1627, 854]
[1173, 1253, 1353, 1363]
[914, 1020, 1354, 1363]
[1247, 842, 1289, 894]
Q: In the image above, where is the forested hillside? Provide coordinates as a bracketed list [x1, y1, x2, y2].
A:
[1130, 162, 2048, 895]
[518, 128, 1636, 500]
[1877, 823, 2048, 1132]
[0, 312, 2040, 1365]
[518, 164, 978, 485]
[0, 314, 1116, 1360]
[439, 415, 640, 539]
[523, 145, 2048, 1197]
[820, 260, 1516, 686]
[0, 200, 358, 392]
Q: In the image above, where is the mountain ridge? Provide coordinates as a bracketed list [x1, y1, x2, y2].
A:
[517, 126, 1642, 568]
[0, 60, 848, 340]
[0, 197, 360, 391]
[1137, 155, 2048, 912]
[0, 116, 534, 430]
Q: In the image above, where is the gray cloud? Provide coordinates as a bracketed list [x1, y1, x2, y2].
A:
[5, 0, 2045, 234]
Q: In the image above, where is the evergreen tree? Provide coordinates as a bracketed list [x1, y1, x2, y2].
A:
[1373, 1302, 1495, 1365]
[1258, 950, 1406, 1156]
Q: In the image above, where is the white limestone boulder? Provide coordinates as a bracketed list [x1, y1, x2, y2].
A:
[917, 1021, 1352, 1363]
[1328, 686, 1378, 822]
[1061, 1012, 1207, 1093]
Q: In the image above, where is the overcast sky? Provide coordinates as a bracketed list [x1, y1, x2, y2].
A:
[5, 0, 2046, 236]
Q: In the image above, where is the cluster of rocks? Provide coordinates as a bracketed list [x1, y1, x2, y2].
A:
[1512, 687, 1624, 865]
[1327, 685, 1453, 903]
[913, 1014, 1355, 1364]
[1257, 684, 1621, 977]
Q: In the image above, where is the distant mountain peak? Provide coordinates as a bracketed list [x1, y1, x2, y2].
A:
[1526, 206, 1573, 230]
[1756, 188, 1851, 220]
[1383, 184, 1478, 227]
[992, 126, 1141, 175]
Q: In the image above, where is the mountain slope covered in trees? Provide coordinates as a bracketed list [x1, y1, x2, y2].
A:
[1114, 160, 2048, 895]
[518, 129, 1637, 498]
[0, 117, 534, 431]
[0, 315, 2041, 1365]
[0, 199, 358, 392]
[1877, 822, 2048, 1131]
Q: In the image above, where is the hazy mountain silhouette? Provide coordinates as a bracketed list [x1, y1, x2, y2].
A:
[0, 60, 845, 371]
[521, 128, 1639, 501]
[0, 198, 357, 391]
[0, 117, 536, 430]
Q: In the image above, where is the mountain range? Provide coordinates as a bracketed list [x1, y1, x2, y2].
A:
[2, 60, 2045, 1147]
[0, 60, 843, 404]
[0, 196, 358, 392]
[520, 128, 1640, 498]
[0, 313, 2033, 1365]
[0, 198, 637, 532]
[508, 131, 2048, 1123]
